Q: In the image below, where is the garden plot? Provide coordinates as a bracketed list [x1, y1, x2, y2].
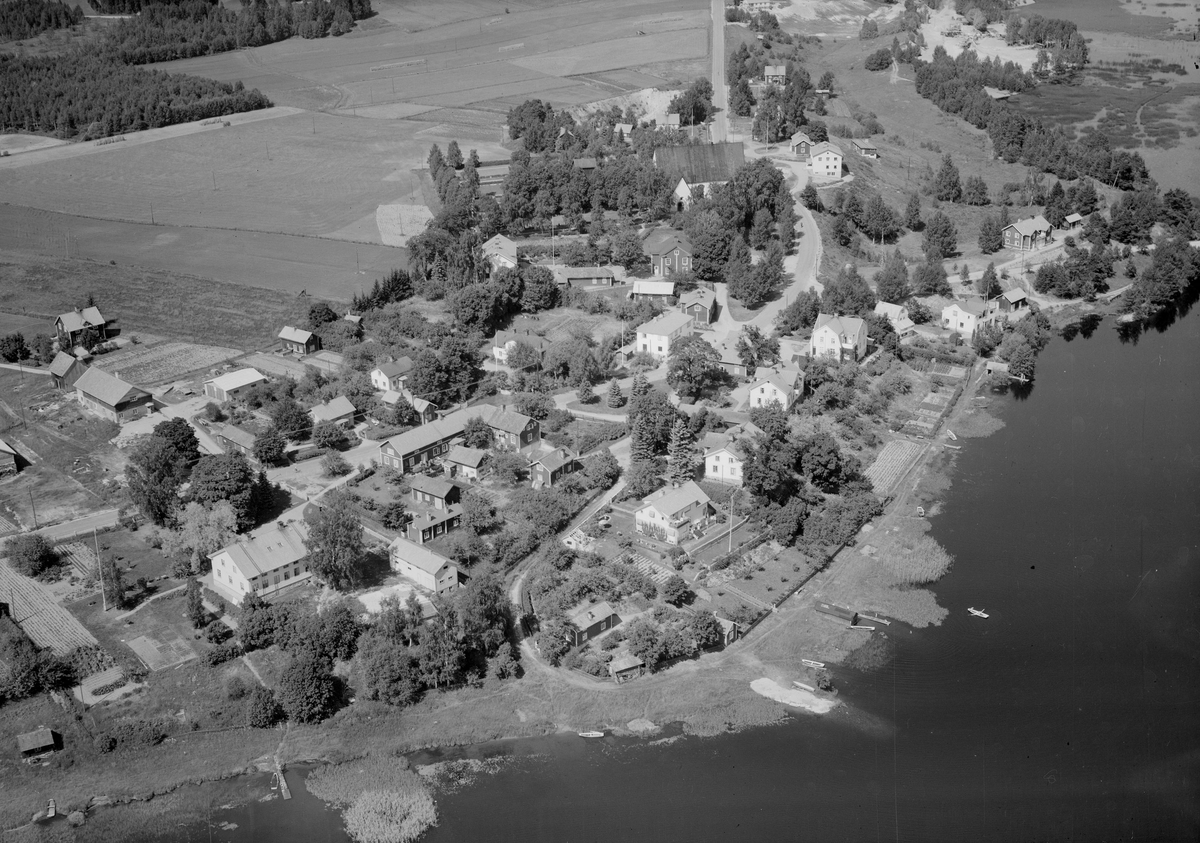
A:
[91, 342, 242, 386]
[376, 202, 434, 247]
[126, 631, 197, 671]
[0, 560, 100, 655]
[864, 439, 926, 498]
[56, 541, 98, 578]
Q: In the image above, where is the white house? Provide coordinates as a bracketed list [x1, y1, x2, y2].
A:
[209, 513, 311, 603]
[388, 537, 460, 597]
[492, 330, 548, 366]
[942, 299, 989, 338]
[809, 314, 868, 361]
[807, 141, 843, 180]
[203, 368, 267, 402]
[763, 64, 787, 84]
[635, 481, 713, 545]
[482, 234, 519, 272]
[747, 365, 804, 411]
[635, 310, 693, 361]
[370, 357, 414, 393]
[873, 301, 915, 337]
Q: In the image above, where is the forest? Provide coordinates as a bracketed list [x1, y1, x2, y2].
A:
[0, 0, 82, 42]
[0, 52, 272, 138]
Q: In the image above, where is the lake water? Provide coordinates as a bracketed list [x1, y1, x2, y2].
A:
[183, 307, 1200, 842]
[1025, 0, 1175, 35]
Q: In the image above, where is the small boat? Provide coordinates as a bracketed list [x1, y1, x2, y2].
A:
[916, 506, 926, 517]
[578, 731, 606, 738]
[46, 800, 56, 819]
[801, 659, 825, 668]
[968, 607, 989, 618]
[946, 429, 958, 441]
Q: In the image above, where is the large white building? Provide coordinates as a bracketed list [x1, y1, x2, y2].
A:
[209, 511, 311, 603]
[635, 310, 693, 361]
[204, 368, 267, 403]
[942, 299, 989, 338]
[746, 365, 804, 412]
[807, 141, 844, 180]
[388, 538, 460, 597]
[635, 481, 713, 545]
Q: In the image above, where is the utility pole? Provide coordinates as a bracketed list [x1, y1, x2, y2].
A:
[212, 170, 217, 190]
[29, 491, 37, 529]
[95, 528, 107, 611]
[728, 494, 735, 553]
[149, 203, 154, 225]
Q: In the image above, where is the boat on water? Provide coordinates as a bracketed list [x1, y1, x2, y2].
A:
[578, 731, 606, 738]
[968, 607, 989, 618]
[801, 659, 825, 668]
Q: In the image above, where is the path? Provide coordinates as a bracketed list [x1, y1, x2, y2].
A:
[0, 362, 51, 375]
[241, 653, 268, 687]
[36, 509, 120, 541]
[710, 0, 727, 143]
[113, 582, 187, 621]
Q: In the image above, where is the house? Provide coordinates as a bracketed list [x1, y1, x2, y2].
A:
[614, 122, 634, 142]
[764, 64, 787, 84]
[1063, 212, 1083, 229]
[370, 358, 414, 393]
[777, 335, 809, 367]
[492, 330, 549, 366]
[555, 266, 616, 287]
[477, 162, 510, 196]
[630, 278, 677, 303]
[379, 404, 541, 473]
[851, 138, 878, 159]
[873, 301, 915, 337]
[566, 600, 620, 646]
[17, 728, 60, 758]
[343, 312, 363, 327]
[747, 365, 804, 411]
[788, 131, 813, 158]
[704, 436, 747, 485]
[642, 228, 693, 277]
[486, 406, 539, 451]
[482, 234, 519, 272]
[409, 474, 460, 510]
[404, 505, 463, 545]
[809, 314, 868, 361]
[204, 368, 267, 402]
[74, 367, 153, 424]
[278, 326, 319, 355]
[1003, 215, 1053, 251]
[715, 616, 739, 646]
[635, 480, 713, 545]
[530, 446, 580, 488]
[445, 444, 487, 481]
[48, 351, 86, 389]
[380, 389, 434, 423]
[309, 396, 356, 427]
[54, 306, 109, 347]
[388, 538, 460, 596]
[636, 310, 693, 361]
[572, 157, 597, 171]
[999, 288, 1029, 313]
[807, 141, 844, 179]
[216, 425, 257, 459]
[664, 113, 681, 129]
[654, 142, 746, 210]
[0, 437, 18, 477]
[942, 298, 989, 338]
[679, 288, 717, 325]
[608, 653, 645, 683]
[712, 337, 748, 377]
[209, 513, 312, 602]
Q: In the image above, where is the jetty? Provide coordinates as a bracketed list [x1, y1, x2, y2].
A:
[275, 760, 291, 800]
[858, 613, 891, 626]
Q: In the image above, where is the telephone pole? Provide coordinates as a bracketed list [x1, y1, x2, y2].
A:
[95, 528, 107, 611]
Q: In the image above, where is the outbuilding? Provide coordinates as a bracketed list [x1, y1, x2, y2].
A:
[204, 368, 267, 403]
[17, 728, 60, 758]
[74, 367, 153, 424]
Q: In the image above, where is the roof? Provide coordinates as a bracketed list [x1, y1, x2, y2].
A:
[852, 138, 878, 149]
[664, 113, 681, 127]
[310, 395, 356, 422]
[573, 157, 597, 169]
[945, 298, 986, 317]
[383, 403, 532, 459]
[614, 122, 633, 135]
[56, 306, 105, 333]
[680, 288, 716, 310]
[278, 326, 314, 344]
[558, 266, 615, 280]
[609, 653, 645, 673]
[789, 130, 812, 145]
[218, 425, 257, 449]
[488, 407, 533, 436]
[412, 397, 434, 413]
[483, 234, 518, 265]
[409, 474, 456, 499]
[568, 600, 617, 628]
[641, 480, 711, 518]
[641, 228, 693, 257]
[17, 728, 56, 753]
[874, 302, 907, 322]
[48, 351, 80, 378]
[494, 329, 549, 351]
[638, 310, 693, 337]
[751, 365, 801, 396]
[813, 313, 865, 338]
[1064, 213, 1083, 224]
[1001, 288, 1028, 303]
[375, 357, 414, 379]
[388, 537, 454, 575]
[215, 515, 309, 580]
[74, 367, 150, 408]
[534, 446, 576, 473]
[809, 141, 844, 158]
[409, 503, 463, 529]
[1005, 215, 1052, 236]
[0, 437, 16, 458]
[207, 368, 266, 393]
[764, 64, 787, 75]
[446, 444, 487, 468]
[631, 279, 677, 297]
[653, 142, 745, 186]
[716, 616, 738, 635]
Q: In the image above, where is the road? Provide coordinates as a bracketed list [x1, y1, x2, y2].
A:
[710, 0, 727, 143]
[36, 509, 120, 541]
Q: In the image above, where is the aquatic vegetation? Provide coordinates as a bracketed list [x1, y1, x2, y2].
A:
[308, 756, 438, 843]
[885, 534, 955, 587]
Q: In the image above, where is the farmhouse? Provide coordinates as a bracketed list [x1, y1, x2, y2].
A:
[942, 299, 988, 337]
[483, 234, 519, 272]
[444, 444, 487, 480]
[554, 266, 616, 287]
[74, 367, 153, 424]
[1003, 215, 1053, 251]
[278, 326, 319, 355]
[809, 314, 867, 361]
[309, 395, 356, 427]
[704, 434, 746, 485]
[216, 425, 257, 459]
[711, 337, 748, 377]
[642, 228, 693, 277]
[204, 368, 267, 402]
[530, 446, 580, 489]
[54, 306, 110, 347]
[404, 505, 463, 545]
[679, 288, 717, 325]
[486, 406, 539, 451]
[48, 351, 86, 389]
[567, 601, 620, 646]
[209, 513, 311, 602]
[409, 474, 460, 510]
[630, 278, 677, 304]
[873, 301, 915, 336]
[788, 131, 813, 157]
[654, 142, 746, 210]
[17, 728, 60, 758]
[807, 142, 844, 179]
[636, 310, 693, 361]
[379, 404, 541, 473]
[747, 365, 804, 411]
[388, 538, 460, 596]
[763, 64, 787, 84]
[492, 330, 549, 365]
[370, 357, 414, 393]
[851, 138, 878, 159]
[635, 480, 712, 545]
[0, 438, 18, 477]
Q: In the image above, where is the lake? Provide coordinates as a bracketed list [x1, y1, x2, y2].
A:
[1025, 0, 1175, 35]
[182, 308, 1200, 842]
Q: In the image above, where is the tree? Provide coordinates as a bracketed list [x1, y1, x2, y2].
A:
[576, 380, 594, 404]
[606, 378, 624, 408]
[978, 214, 1004, 254]
[166, 501, 237, 572]
[662, 574, 693, 607]
[304, 490, 365, 591]
[354, 635, 423, 707]
[729, 77, 755, 117]
[859, 18, 879, 39]
[4, 534, 57, 577]
[666, 417, 696, 484]
[962, 175, 990, 206]
[685, 210, 734, 283]
[749, 207, 774, 249]
[185, 577, 206, 628]
[520, 266, 560, 312]
[860, 194, 899, 244]
[269, 397, 311, 443]
[818, 71, 835, 92]
[911, 259, 951, 296]
[669, 77, 714, 125]
[583, 448, 621, 489]
[735, 325, 780, 370]
[460, 489, 499, 535]
[127, 436, 188, 526]
[624, 459, 664, 500]
[246, 687, 283, 727]
[630, 372, 650, 400]
[312, 420, 343, 452]
[688, 611, 723, 649]
[152, 418, 200, 474]
[99, 555, 125, 610]
[611, 228, 649, 272]
[800, 183, 823, 212]
[253, 425, 287, 465]
[745, 241, 786, 308]
[977, 262, 1001, 299]
[821, 265, 876, 316]
[307, 301, 339, 328]
[321, 451, 351, 477]
[0, 333, 27, 363]
[380, 500, 408, 531]
[933, 154, 962, 202]
[874, 250, 911, 303]
[191, 453, 262, 532]
[667, 335, 724, 401]
[278, 652, 338, 724]
[903, 193, 922, 230]
[799, 432, 857, 492]
[775, 289, 822, 334]
[489, 451, 526, 485]
[922, 211, 959, 260]
[462, 416, 493, 449]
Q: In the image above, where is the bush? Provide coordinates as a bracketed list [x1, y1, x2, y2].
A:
[225, 674, 251, 700]
[246, 686, 283, 727]
[4, 534, 58, 577]
[204, 641, 242, 666]
[321, 451, 352, 477]
[864, 49, 892, 71]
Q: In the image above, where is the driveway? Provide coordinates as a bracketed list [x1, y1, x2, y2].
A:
[266, 437, 381, 499]
[710, 0, 728, 143]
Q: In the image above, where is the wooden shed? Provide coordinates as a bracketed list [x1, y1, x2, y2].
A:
[17, 728, 60, 758]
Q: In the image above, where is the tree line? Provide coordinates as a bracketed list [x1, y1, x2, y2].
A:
[0, 0, 82, 42]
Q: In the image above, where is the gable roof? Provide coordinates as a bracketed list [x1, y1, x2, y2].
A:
[74, 367, 150, 408]
[17, 728, 56, 753]
[751, 365, 801, 396]
[278, 326, 314, 344]
[641, 480, 711, 518]
[56, 306, 105, 333]
[874, 302, 907, 321]
[809, 141, 844, 158]
[534, 446, 577, 473]
[789, 130, 813, 145]
[641, 228, 692, 257]
[375, 357, 414, 379]
[946, 298, 987, 317]
[409, 474, 456, 499]
[49, 351, 81, 378]
[0, 437, 17, 460]
[573, 157, 597, 170]
[813, 313, 865, 338]
[493, 329, 549, 351]
[207, 368, 266, 393]
[388, 537, 454, 575]
[412, 397, 435, 413]
[852, 138, 878, 150]
[488, 407, 533, 436]
[1005, 215, 1052, 236]
[1064, 212, 1083, 225]
[483, 234, 518, 265]
[1001, 288, 1028, 303]
[638, 310, 693, 337]
[218, 425, 257, 449]
[680, 288, 716, 310]
[764, 64, 787, 76]
[568, 600, 617, 629]
[609, 653, 645, 672]
[446, 444, 487, 468]
[310, 395, 356, 422]
[653, 142, 746, 186]
[631, 279, 677, 297]
[215, 516, 309, 580]
[558, 266, 615, 280]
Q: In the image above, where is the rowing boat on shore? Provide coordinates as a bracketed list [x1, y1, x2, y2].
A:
[801, 659, 825, 668]
[968, 607, 989, 618]
[578, 731, 605, 738]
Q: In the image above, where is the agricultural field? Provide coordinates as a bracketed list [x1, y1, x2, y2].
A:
[864, 438, 927, 498]
[0, 560, 100, 655]
[90, 341, 242, 386]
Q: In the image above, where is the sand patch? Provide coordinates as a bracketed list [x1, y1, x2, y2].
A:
[571, 88, 678, 126]
[376, 203, 434, 247]
[751, 679, 838, 713]
[626, 718, 659, 734]
[921, 5, 1040, 72]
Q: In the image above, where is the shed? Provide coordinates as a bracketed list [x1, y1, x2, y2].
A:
[608, 654, 646, 683]
[445, 444, 487, 480]
[0, 437, 18, 477]
[17, 728, 60, 757]
[814, 601, 858, 624]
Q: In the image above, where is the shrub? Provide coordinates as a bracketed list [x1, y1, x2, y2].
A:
[225, 675, 251, 700]
[321, 451, 352, 477]
[4, 534, 58, 577]
[246, 686, 283, 727]
[343, 789, 439, 843]
[204, 641, 242, 666]
[864, 48, 892, 71]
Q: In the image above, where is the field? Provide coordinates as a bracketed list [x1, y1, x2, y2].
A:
[90, 341, 243, 386]
[864, 438, 928, 498]
[0, 560, 99, 654]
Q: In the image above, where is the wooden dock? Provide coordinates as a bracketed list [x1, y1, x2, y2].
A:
[275, 760, 291, 800]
